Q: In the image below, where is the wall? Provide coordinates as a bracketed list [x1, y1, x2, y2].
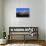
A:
[3, 0, 45, 40]
[0, 0, 3, 38]
[45, 0, 46, 40]
[32, 0, 45, 40]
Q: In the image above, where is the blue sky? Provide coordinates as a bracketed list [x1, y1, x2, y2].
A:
[16, 8, 32, 12]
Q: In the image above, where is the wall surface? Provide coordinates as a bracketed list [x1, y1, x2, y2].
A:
[0, 0, 3, 38]
[3, 0, 45, 40]
[45, 0, 46, 40]
[32, 0, 45, 40]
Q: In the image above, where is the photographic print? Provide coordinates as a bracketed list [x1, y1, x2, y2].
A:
[16, 8, 30, 17]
